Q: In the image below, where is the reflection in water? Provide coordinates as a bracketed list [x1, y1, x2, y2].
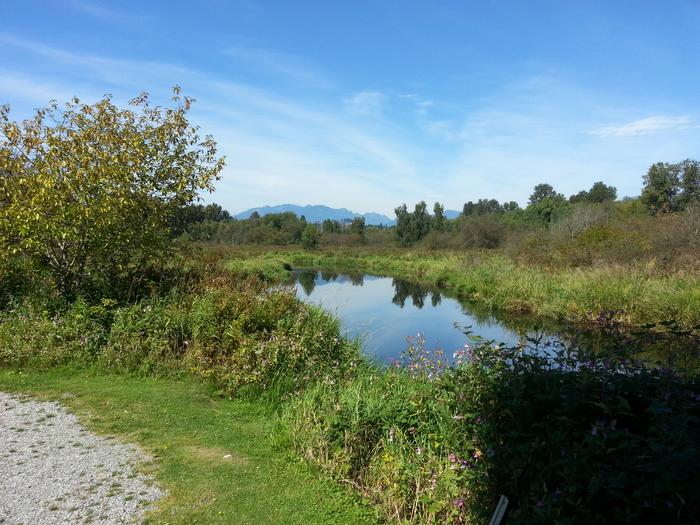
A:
[291, 269, 700, 372]
[391, 278, 441, 309]
[297, 270, 317, 296]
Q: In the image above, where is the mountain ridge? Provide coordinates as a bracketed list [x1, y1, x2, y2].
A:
[234, 204, 396, 226]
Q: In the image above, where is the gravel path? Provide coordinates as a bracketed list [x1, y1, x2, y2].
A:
[0, 392, 163, 525]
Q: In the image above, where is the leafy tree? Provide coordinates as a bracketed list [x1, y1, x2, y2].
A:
[170, 202, 232, 236]
[411, 201, 431, 241]
[570, 182, 617, 203]
[394, 204, 410, 244]
[528, 183, 563, 206]
[0, 88, 224, 298]
[300, 224, 319, 249]
[587, 181, 617, 203]
[526, 197, 568, 226]
[432, 202, 446, 232]
[322, 219, 341, 234]
[394, 202, 430, 244]
[641, 162, 682, 215]
[463, 199, 505, 216]
[349, 217, 366, 239]
[680, 159, 700, 207]
[502, 201, 520, 212]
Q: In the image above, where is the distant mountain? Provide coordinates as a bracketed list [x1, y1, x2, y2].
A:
[444, 209, 461, 219]
[234, 204, 396, 226]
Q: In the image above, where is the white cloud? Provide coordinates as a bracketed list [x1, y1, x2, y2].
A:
[223, 45, 329, 86]
[344, 91, 385, 116]
[591, 115, 694, 137]
[63, 0, 150, 24]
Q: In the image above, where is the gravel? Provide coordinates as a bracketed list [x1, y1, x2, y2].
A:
[0, 392, 163, 525]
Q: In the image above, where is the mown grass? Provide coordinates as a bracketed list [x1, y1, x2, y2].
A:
[0, 367, 378, 525]
[223, 246, 700, 329]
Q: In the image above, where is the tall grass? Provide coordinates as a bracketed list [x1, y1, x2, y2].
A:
[2, 250, 699, 523]
[224, 247, 700, 329]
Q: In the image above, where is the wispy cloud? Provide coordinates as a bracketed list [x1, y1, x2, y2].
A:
[0, 34, 427, 213]
[63, 0, 149, 24]
[591, 115, 695, 137]
[344, 91, 385, 116]
[223, 45, 328, 86]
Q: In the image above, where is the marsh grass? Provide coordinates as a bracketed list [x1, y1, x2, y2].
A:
[224, 246, 700, 329]
[2, 248, 699, 524]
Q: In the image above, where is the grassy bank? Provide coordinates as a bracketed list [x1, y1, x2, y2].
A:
[2, 254, 699, 523]
[0, 368, 376, 525]
[222, 246, 700, 329]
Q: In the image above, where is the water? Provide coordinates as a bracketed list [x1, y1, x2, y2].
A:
[293, 269, 559, 363]
[292, 269, 700, 372]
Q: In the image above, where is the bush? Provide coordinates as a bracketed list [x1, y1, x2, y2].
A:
[0, 300, 108, 367]
[282, 339, 700, 524]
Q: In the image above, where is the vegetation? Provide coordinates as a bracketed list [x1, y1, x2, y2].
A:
[2, 265, 698, 523]
[0, 369, 376, 525]
[224, 248, 700, 329]
[2, 91, 699, 523]
[0, 90, 224, 302]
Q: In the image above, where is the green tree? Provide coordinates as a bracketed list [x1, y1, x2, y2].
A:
[680, 159, 700, 207]
[432, 202, 446, 232]
[502, 201, 520, 212]
[349, 217, 366, 240]
[300, 224, 319, 249]
[322, 219, 341, 234]
[0, 88, 224, 298]
[570, 182, 617, 203]
[394, 204, 411, 244]
[411, 201, 431, 241]
[586, 181, 617, 203]
[529, 183, 563, 206]
[641, 162, 681, 215]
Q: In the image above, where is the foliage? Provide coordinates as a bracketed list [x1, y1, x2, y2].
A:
[569, 181, 617, 203]
[641, 159, 700, 215]
[170, 202, 232, 236]
[528, 183, 564, 206]
[642, 162, 683, 214]
[2, 247, 700, 524]
[283, 338, 700, 524]
[349, 216, 366, 240]
[395, 201, 432, 245]
[301, 224, 320, 249]
[228, 247, 700, 330]
[0, 89, 224, 298]
[462, 198, 513, 216]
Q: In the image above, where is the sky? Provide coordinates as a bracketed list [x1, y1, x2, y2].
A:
[1, 1, 699, 216]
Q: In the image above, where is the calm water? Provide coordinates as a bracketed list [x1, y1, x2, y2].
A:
[292, 269, 700, 372]
[293, 269, 557, 362]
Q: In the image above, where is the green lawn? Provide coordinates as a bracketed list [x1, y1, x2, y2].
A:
[0, 368, 377, 525]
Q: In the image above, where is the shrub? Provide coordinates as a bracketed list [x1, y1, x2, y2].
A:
[0, 300, 107, 367]
[282, 339, 700, 524]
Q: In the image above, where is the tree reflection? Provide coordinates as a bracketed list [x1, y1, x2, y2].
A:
[392, 278, 440, 309]
[296, 270, 317, 296]
[320, 270, 338, 282]
[349, 273, 364, 286]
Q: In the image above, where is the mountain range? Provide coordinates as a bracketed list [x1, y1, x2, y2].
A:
[234, 204, 396, 226]
[234, 204, 463, 226]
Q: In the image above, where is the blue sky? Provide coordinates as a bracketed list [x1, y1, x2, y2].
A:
[1, 1, 699, 215]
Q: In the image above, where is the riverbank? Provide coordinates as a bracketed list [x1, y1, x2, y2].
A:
[2, 252, 699, 523]
[222, 246, 700, 329]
